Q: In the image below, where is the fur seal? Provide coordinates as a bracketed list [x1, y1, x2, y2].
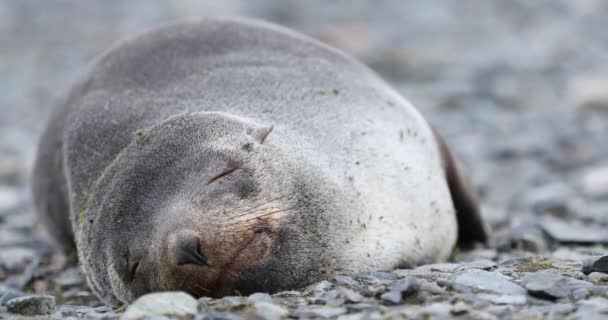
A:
[32, 18, 486, 306]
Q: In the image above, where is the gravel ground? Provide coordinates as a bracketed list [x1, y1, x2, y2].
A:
[2, 0, 608, 319]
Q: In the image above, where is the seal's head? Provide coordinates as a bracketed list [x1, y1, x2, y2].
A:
[79, 112, 334, 305]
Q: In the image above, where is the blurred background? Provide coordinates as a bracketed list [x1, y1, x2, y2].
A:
[2, 0, 608, 287]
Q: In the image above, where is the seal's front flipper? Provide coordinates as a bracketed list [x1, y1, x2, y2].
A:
[432, 128, 487, 248]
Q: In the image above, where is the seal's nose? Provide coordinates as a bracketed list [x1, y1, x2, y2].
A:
[173, 233, 208, 266]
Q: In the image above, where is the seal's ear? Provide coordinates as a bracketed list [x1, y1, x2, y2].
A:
[249, 125, 273, 144]
[432, 127, 487, 248]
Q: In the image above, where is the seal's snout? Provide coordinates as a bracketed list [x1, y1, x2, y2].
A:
[172, 233, 208, 267]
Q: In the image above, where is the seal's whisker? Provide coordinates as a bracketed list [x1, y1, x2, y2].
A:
[220, 206, 298, 230]
[223, 195, 289, 220]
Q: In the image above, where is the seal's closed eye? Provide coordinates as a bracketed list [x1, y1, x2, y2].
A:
[207, 167, 240, 185]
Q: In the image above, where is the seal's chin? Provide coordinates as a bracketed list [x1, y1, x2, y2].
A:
[214, 230, 277, 291]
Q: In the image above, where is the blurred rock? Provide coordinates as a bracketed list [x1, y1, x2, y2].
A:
[539, 215, 608, 244]
[582, 255, 608, 275]
[570, 72, 608, 112]
[122, 291, 198, 320]
[452, 269, 525, 295]
[6, 294, 55, 316]
[580, 165, 608, 198]
[254, 302, 288, 320]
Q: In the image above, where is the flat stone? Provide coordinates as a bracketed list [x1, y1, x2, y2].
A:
[332, 275, 359, 287]
[452, 269, 526, 295]
[0, 288, 24, 306]
[254, 302, 288, 320]
[520, 270, 574, 300]
[380, 276, 421, 304]
[580, 165, 608, 198]
[476, 293, 527, 305]
[302, 280, 333, 297]
[247, 293, 272, 304]
[6, 294, 55, 316]
[456, 260, 497, 271]
[0, 186, 20, 215]
[582, 255, 608, 275]
[121, 291, 198, 320]
[539, 216, 608, 244]
[195, 311, 247, 320]
[0, 247, 36, 273]
[574, 297, 608, 319]
[294, 305, 347, 318]
[337, 287, 363, 303]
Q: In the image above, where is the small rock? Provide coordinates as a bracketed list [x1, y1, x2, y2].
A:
[295, 305, 347, 318]
[332, 275, 359, 287]
[380, 276, 421, 304]
[539, 215, 608, 244]
[0, 186, 20, 215]
[0, 247, 36, 273]
[337, 287, 363, 303]
[54, 267, 84, 288]
[574, 297, 608, 319]
[520, 270, 572, 300]
[303, 280, 333, 297]
[456, 260, 497, 271]
[589, 272, 608, 282]
[476, 293, 527, 305]
[582, 255, 608, 275]
[196, 311, 247, 320]
[247, 293, 272, 304]
[0, 287, 24, 306]
[121, 291, 198, 320]
[254, 302, 288, 320]
[353, 271, 396, 282]
[580, 165, 608, 198]
[6, 294, 55, 316]
[452, 269, 526, 295]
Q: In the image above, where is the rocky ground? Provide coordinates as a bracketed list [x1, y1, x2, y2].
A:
[2, 0, 608, 319]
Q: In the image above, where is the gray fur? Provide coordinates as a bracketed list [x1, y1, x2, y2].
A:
[32, 18, 485, 306]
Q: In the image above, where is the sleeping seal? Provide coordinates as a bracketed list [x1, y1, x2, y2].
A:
[32, 18, 486, 306]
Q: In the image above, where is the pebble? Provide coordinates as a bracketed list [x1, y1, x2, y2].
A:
[196, 311, 247, 320]
[254, 302, 288, 320]
[539, 216, 608, 244]
[451, 269, 526, 295]
[582, 255, 608, 275]
[0, 186, 20, 216]
[580, 165, 608, 198]
[0, 247, 36, 273]
[6, 294, 55, 316]
[380, 276, 421, 304]
[121, 292, 198, 320]
[247, 293, 273, 304]
[520, 270, 573, 300]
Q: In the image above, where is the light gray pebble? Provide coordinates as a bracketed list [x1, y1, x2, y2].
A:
[337, 286, 363, 303]
[0, 186, 20, 216]
[0, 288, 24, 306]
[247, 293, 272, 303]
[195, 311, 247, 320]
[520, 270, 584, 300]
[302, 280, 333, 297]
[452, 269, 526, 295]
[582, 255, 608, 275]
[0, 247, 36, 273]
[294, 305, 347, 318]
[121, 291, 198, 320]
[254, 302, 288, 320]
[6, 294, 55, 316]
[332, 275, 359, 287]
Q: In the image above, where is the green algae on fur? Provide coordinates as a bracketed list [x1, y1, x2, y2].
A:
[76, 184, 95, 224]
[135, 128, 150, 145]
